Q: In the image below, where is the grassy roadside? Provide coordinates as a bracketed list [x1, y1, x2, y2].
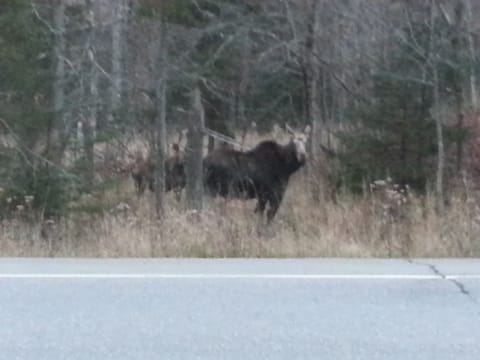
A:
[2, 175, 479, 258]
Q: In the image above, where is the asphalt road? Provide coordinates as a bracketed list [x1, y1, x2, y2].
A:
[1, 258, 479, 360]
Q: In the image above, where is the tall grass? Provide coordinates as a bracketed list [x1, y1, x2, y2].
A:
[1, 173, 479, 258]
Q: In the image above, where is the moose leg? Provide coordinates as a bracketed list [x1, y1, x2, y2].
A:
[133, 174, 146, 196]
[266, 198, 280, 223]
[266, 186, 286, 223]
[147, 176, 155, 193]
[254, 194, 267, 215]
[174, 188, 182, 202]
[139, 179, 146, 195]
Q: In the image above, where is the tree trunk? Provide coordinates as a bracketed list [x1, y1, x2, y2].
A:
[433, 65, 445, 213]
[84, 0, 97, 184]
[49, 1, 66, 163]
[153, 19, 168, 218]
[465, 0, 478, 109]
[425, 0, 444, 212]
[237, 34, 250, 137]
[452, 0, 466, 172]
[82, 116, 95, 185]
[305, 0, 322, 203]
[110, 0, 124, 125]
[185, 86, 204, 211]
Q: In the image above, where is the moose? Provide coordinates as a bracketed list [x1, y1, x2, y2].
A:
[131, 141, 186, 201]
[203, 125, 310, 222]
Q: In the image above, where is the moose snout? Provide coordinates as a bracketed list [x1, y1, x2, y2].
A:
[297, 152, 306, 163]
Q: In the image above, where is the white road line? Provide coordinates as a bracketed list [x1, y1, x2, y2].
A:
[0, 273, 479, 280]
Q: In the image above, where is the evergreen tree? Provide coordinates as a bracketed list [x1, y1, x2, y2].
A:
[0, 0, 69, 217]
[337, 11, 460, 192]
[0, 0, 51, 147]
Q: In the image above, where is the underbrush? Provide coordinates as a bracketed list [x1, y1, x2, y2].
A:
[1, 176, 479, 258]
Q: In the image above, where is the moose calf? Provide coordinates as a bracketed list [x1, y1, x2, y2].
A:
[131, 143, 186, 201]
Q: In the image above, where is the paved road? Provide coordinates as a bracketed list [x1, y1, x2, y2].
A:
[1, 258, 479, 360]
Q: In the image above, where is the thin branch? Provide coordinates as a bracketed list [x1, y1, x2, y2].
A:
[31, 0, 56, 34]
[89, 50, 114, 82]
[0, 118, 73, 176]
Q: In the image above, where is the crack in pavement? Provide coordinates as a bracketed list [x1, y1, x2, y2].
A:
[407, 259, 477, 303]
[427, 263, 472, 298]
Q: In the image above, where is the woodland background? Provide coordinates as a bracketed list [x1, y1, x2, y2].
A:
[1, 0, 480, 257]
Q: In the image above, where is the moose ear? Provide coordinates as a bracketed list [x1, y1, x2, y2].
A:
[304, 125, 312, 137]
[171, 143, 180, 153]
[285, 124, 295, 135]
[174, 129, 187, 150]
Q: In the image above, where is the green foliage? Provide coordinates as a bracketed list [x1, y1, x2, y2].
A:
[338, 73, 455, 192]
[0, 0, 52, 137]
[0, 0, 52, 151]
[336, 12, 462, 192]
[0, 0, 68, 218]
[136, 0, 214, 26]
[0, 162, 73, 219]
[248, 70, 304, 131]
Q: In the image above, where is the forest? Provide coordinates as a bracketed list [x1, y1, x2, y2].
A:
[1, 0, 480, 257]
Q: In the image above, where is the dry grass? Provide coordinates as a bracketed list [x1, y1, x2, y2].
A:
[1, 173, 480, 258]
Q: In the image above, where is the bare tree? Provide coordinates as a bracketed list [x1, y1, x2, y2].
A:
[49, 0, 66, 163]
[429, 1, 445, 212]
[110, 0, 125, 125]
[153, 16, 168, 218]
[304, 0, 322, 203]
[464, 0, 478, 109]
[83, 0, 98, 183]
[450, 0, 467, 172]
[185, 85, 205, 211]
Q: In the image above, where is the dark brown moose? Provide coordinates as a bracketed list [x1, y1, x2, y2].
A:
[203, 125, 310, 222]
